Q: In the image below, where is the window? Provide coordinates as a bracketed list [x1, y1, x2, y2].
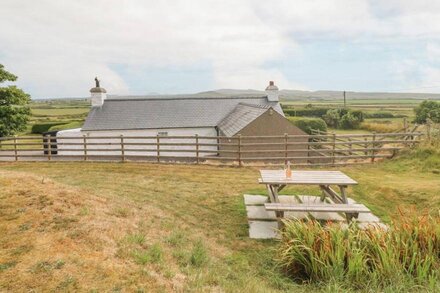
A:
[157, 131, 168, 137]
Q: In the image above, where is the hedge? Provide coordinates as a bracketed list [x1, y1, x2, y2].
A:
[31, 122, 66, 134]
[48, 121, 83, 131]
[288, 117, 327, 135]
[284, 108, 330, 118]
[364, 112, 395, 119]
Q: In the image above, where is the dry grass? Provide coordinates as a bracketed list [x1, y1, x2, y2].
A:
[0, 149, 439, 291]
[359, 120, 403, 133]
[0, 164, 293, 292]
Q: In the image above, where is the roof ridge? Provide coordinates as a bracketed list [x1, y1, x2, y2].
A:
[238, 102, 272, 109]
[106, 96, 268, 102]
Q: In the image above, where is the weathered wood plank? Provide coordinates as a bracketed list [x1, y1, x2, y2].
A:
[264, 203, 370, 213]
[259, 170, 358, 185]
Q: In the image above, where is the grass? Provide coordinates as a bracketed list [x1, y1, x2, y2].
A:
[277, 213, 440, 291]
[0, 145, 439, 291]
[31, 107, 90, 116]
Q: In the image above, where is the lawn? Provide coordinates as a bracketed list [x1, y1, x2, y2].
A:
[0, 147, 439, 291]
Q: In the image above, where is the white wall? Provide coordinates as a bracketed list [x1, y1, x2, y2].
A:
[56, 127, 218, 158]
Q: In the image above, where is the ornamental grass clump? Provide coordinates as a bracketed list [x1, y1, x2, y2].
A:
[276, 210, 440, 290]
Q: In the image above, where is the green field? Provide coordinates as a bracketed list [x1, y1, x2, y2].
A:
[25, 99, 90, 134]
[31, 107, 90, 116]
[280, 98, 418, 119]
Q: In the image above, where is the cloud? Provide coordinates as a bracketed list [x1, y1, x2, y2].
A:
[1, 0, 440, 97]
[0, 0, 300, 97]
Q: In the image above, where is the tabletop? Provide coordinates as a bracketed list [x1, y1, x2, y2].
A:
[259, 170, 358, 186]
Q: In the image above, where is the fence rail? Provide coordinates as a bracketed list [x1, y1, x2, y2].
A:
[0, 132, 423, 167]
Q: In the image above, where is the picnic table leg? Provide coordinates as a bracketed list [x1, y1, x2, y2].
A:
[339, 185, 356, 221]
[339, 185, 348, 204]
[319, 185, 326, 202]
[265, 184, 276, 203]
[320, 185, 343, 203]
[266, 184, 285, 229]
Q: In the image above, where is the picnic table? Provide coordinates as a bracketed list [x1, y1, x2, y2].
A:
[259, 170, 367, 223]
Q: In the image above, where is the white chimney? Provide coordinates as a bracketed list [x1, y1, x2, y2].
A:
[90, 77, 107, 107]
[265, 81, 279, 102]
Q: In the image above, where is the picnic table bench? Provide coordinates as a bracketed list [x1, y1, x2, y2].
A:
[259, 170, 361, 224]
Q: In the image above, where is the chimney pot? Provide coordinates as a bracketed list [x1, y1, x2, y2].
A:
[265, 81, 279, 102]
[90, 77, 107, 107]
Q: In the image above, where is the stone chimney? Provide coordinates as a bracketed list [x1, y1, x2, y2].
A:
[265, 81, 279, 102]
[90, 77, 107, 107]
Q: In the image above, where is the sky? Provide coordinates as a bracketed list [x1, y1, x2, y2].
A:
[2, 0, 440, 98]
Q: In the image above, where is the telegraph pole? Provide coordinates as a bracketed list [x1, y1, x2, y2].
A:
[343, 91, 346, 108]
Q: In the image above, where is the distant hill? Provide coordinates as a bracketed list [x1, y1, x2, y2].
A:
[33, 89, 440, 101]
[197, 89, 440, 101]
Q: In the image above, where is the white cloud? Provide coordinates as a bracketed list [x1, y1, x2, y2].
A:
[1, 0, 440, 97]
[0, 0, 300, 97]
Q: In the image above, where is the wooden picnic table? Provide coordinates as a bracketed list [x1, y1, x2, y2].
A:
[259, 170, 359, 222]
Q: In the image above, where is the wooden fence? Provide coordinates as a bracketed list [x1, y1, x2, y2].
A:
[0, 131, 423, 167]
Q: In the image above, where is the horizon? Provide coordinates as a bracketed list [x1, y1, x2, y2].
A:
[2, 1, 440, 98]
[30, 87, 440, 101]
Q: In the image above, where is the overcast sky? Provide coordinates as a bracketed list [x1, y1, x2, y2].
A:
[2, 0, 440, 98]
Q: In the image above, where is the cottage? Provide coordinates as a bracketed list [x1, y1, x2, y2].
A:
[56, 80, 307, 159]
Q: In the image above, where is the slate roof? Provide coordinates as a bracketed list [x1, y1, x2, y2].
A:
[217, 103, 272, 136]
[82, 96, 283, 131]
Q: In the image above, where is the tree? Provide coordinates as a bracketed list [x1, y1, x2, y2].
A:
[414, 100, 440, 124]
[0, 64, 31, 137]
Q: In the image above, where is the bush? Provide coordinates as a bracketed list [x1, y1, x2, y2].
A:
[339, 112, 361, 129]
[322, 109, 340, 128]
[322, 109, 365, 129]
[350, 110, 365, 122]
[288, 117, 327, 134]
[31, 122, 66, 134]
[277, 211, 440, 290]
[414, 100, 440, 123]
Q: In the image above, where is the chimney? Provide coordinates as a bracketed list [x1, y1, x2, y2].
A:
[90, 77, 107, 107]
[265, 81, 279, 102]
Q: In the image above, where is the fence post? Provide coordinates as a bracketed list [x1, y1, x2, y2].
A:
[284, 133, 288, 165]
[14, 136, 18, 161]
[46, 135, 51, 161]
[371, 132, 376, 163]
[156, 135, 160, 163]
[120, 135, 125, 162]
[348, 137, 353, 155]
[195, 134, 199, 164]
[364, 137, 368, 155]
[238, 134, 242, 167]
[403, 117, 408, 133]
[83, 135, 87, 161]
[332, 133, 336, 165]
